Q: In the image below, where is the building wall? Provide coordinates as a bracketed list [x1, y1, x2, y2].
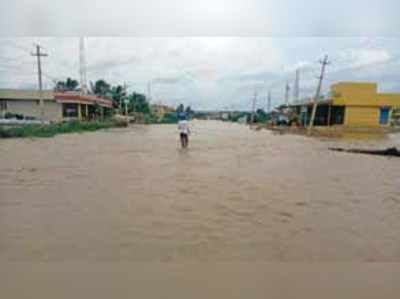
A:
[344, 106, 380, 127]
[330, 82, 400, 127]
[332, 83, 400, 107]
[151, 105, 174, 118]
[331, 82, 378, 106]
[0, 89, 54, 101]
[376, 93, 400, 107]
[6, 100, 63, 122]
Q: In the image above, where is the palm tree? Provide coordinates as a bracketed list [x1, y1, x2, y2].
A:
[111, 85, 125, 109]
[55, 77, 79, 91]
[129, 92, 150, 113]
[185, 105, 193, 115]
[66, 78, 79, 90]
[177, 104, 185, 113]
[93, 79, 111, 97]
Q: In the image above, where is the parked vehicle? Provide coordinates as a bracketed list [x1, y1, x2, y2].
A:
[275, 115, 289, 126]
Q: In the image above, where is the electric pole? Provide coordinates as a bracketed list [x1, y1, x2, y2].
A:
[31, 44, 48, 122]
[123, 82, 128, 116]
[251, 91, 257, 123]
[147, 80, 152, 103]
[285, 81, 290, 106]
[267, 90, 272, 113]
[293, 69, 300, 103]
[79, 37, 88, 95]
[308, 55, 330, 134]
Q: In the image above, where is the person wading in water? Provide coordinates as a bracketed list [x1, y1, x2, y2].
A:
[178, 112, 190, 149]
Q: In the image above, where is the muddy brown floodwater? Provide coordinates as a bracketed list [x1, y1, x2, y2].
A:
[0, 120, 400, 262]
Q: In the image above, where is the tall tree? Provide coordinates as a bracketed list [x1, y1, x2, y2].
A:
[93, 79, 111, 97]
[55, 77, 79, 91]
[128, 92, 150, 113]
[255, 108, 268, 122]
[185, 105, 193, 115]
[176, 104, 185, 113]
[111, 85, 125, 109]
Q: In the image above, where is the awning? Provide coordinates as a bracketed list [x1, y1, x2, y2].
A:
[55, 93, 113, 108]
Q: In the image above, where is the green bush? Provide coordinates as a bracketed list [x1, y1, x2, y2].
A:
[142, 113, 157, 124]
[139, 112, 178, 125]
[157, 112, 178, 124]
[0, 121, 123, 139]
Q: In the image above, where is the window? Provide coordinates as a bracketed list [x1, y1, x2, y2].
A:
[0, 99, 7, 110]
[62, 103, 78, 118]
[379, 107, 390, 125]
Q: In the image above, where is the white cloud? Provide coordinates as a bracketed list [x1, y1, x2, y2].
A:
[338, 48, 391, 69]
[1, 37, 400, 110]
[0, 0, 399, 35]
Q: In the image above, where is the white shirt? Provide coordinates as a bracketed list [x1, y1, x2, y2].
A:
[178, 120, 189, 134]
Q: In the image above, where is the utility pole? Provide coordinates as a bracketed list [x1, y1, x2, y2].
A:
[267, 90, 272, 113]
[251, 91, 257, 123]
[31, 44, 48, 122]
[293, 69, 300, 103]
[147, 80, 152, 103]
[123, 82, 128, 116]
[79, 37, 88, 95]
[285, 81, 290, 106]
[308, 55, 330, 134]
[263, 97, 267, 112]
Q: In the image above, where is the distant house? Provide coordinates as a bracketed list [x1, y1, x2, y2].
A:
[151, 104, 175, 119]
[221, 112, 229, 120]
[291, 82, 400, 127]
[0, 89, 113, 122]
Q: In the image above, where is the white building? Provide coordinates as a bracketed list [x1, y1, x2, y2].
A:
[0, 89, 113, 122]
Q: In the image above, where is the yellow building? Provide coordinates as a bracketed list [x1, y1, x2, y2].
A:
[293, 82, 400, 127]
[151, 104, 175, 119]
[331, 82, 400, 127]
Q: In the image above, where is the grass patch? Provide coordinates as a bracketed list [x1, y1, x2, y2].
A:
[136, 112, 179, 125]
[0, 120, 126, 139]
[152, 112, 179, 124]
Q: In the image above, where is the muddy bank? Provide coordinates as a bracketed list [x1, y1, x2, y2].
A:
[260, 124, 400, 141]
[330, 147, 400, 157]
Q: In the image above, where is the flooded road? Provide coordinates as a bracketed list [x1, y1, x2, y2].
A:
[1, 120, 399, 261]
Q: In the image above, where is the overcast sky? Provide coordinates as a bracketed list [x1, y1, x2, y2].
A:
[0, 1, 399, 110]
[1, 0, 399, 36]
[1, 37, 399, 110]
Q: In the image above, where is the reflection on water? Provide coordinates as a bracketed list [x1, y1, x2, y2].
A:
[0, 121, 399, 261]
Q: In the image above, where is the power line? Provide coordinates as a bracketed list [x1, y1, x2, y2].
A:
[0, 54, 31, 64]
[0, 62, 35, 71]
[3, 39, 33, 54]
[31, 44, 48, 122]
[251, 91, 257, 123]
[0, 46, 61, 87]
[265, 63, 320, 108]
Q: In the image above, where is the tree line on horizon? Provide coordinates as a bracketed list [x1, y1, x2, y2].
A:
[54, 77, 194, 121]
[54, 77, 150, 114]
